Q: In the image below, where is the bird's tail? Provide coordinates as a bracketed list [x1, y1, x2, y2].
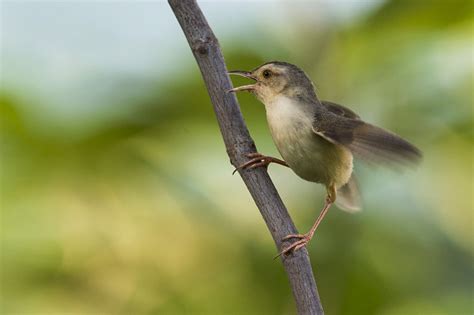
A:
[336, 175, 361, 213]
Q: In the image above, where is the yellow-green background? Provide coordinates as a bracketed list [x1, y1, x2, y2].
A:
[1, 1, 472, 314]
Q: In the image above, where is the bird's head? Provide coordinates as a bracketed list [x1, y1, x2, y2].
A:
[228, 61, 316, 103]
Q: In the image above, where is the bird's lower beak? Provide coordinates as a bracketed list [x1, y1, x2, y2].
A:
[227, 84, 256, 93]
[227, 70, 257, 93]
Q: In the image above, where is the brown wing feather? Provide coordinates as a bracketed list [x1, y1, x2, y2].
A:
[313, 105, 422, 166]
[321, 101, 360, 120]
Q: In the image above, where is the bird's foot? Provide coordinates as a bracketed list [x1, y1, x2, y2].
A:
[232, 153, 287, 175]
[275, 188, 335, 259]
[275, 233, 313, 259]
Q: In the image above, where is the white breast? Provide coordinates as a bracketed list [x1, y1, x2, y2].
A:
[264, 96, 352, 187]
[265, 96, 315, 158]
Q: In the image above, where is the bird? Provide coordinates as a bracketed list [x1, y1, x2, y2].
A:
[228, 61, 421, 256]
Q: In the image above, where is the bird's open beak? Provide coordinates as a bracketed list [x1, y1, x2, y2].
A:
[227, 70, 257, 93]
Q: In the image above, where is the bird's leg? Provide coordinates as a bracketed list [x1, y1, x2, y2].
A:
[277, 185, 337, 257]
[232, 152, 289, 175]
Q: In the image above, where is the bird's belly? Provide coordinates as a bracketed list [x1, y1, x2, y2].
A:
[267, 108, 352, 188]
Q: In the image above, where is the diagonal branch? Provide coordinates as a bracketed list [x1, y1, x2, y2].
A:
[168, 1, 324, 314]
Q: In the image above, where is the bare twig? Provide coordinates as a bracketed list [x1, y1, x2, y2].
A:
[168, 1, 324, 314]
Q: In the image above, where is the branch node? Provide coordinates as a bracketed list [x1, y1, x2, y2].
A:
[192, 36, 215, 55]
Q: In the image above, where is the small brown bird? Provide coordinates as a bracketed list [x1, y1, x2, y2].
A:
[228, 61, 421, 256]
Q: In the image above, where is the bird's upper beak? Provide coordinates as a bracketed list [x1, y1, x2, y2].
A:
[227, 70, 257, 93]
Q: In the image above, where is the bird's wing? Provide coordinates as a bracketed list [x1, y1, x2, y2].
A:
[312, 107, 422, 166]
[321, 101, 360, 120]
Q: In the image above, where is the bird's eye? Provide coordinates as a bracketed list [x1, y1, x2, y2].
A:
[262, 70, 272, 79]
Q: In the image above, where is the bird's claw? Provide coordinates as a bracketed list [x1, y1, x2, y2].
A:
[282, 233, 306, 241]
[274, 233, 312, 259]
[232, 153, 271, 175]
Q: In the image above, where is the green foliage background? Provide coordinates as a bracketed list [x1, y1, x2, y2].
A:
[1, 1, 473, 314]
